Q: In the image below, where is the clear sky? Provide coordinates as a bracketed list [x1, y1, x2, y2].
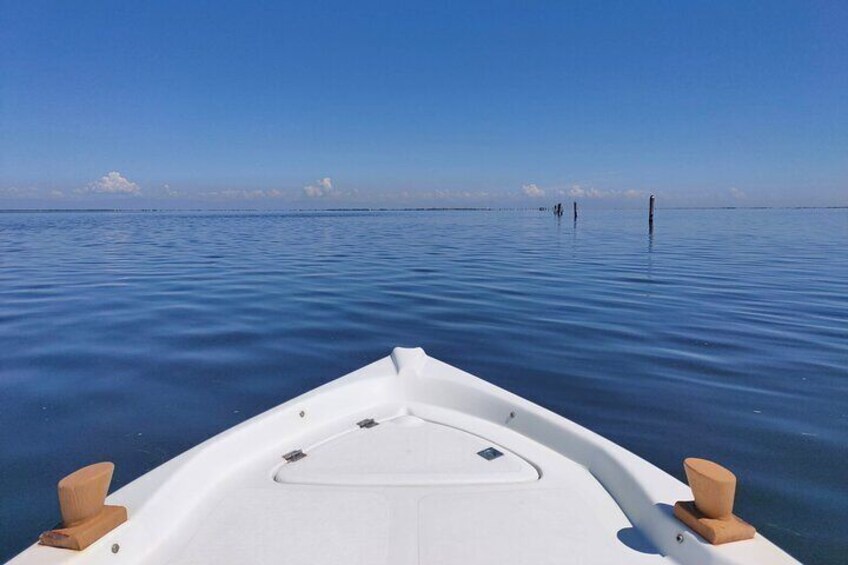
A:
[1, 1, 846, 208]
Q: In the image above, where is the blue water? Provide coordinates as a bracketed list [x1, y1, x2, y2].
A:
[0, 209, 846, 563]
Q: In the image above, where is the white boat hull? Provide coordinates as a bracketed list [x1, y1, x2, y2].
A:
[10, 348, 797, 564]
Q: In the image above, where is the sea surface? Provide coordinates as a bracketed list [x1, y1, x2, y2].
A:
[0, 209, 846, 563]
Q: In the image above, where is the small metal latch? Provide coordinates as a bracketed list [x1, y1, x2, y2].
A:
[283, 449, 306, 463]
[357, 418, 379, 429]
[477, 447, 504, 461]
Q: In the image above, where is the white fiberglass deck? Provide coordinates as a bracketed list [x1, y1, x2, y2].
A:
[10, 348, 797, 564]
[171, 412, 661, 565]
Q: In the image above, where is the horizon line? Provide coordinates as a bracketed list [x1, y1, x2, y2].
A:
[1, 205, 847, 214]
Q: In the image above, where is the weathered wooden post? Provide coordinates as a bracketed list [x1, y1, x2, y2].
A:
[573, 201, 578, 221]
[649, 194, 655, 231]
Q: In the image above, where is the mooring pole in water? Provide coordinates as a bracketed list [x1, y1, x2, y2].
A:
[649, 194, 655, 231]
[573, 201, 578, 221]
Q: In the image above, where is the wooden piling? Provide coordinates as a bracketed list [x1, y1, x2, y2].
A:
[649, 194, 655, 230]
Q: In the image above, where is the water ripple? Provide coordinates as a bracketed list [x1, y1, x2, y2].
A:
[0, 209, 846, 562]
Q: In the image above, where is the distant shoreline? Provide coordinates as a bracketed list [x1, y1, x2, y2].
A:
[0, 206, 846, 214]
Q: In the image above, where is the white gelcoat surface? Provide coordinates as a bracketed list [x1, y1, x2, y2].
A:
[9, 347, 799, 565]
[274, 416, 539, 486]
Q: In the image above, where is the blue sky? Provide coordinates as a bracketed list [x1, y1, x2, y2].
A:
[1, 1, 846, 208]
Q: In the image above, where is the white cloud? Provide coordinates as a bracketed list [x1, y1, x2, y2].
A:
[80, 171, 141, 195]
[521, 183, 545, 198]
[566, 184, 596, 198]
[49, 189, 64, 198]
[0, 186, 38, 197]
[558, 184, 645, 200]
[729, 187, 746, 200]
[200, 188, 288, 200]
[303, 185, 322, 197]
[303, 177, 336, 198]
[370, 188, 490, 203]
[567, 184, 604, 198]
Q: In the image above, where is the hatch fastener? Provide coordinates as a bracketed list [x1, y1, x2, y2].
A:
[283, 449, 306, 463]
[477, 447, 504, 461]
[357, 418, 379, 429]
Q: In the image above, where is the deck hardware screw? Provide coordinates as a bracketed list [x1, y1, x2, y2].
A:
[112, 543, 120, 554]
[509, 411, 516, 419]
[299, 411, 305, 418]
[676, 533, 684, 544]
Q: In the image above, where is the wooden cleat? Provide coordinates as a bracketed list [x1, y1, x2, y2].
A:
[39, 505, 128, 550]
[674, 500, 755, 545]
[38, 462, 127, 551]
[674, 458, 755, 545]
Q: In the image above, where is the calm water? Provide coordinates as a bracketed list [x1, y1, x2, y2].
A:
[1, 209, 846, 563]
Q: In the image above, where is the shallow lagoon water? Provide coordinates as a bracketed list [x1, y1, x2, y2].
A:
[0, 209, 846, 563]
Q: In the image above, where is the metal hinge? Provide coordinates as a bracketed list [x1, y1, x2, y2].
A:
[357, 418, 379, 429]
[283, 449, 306, 463]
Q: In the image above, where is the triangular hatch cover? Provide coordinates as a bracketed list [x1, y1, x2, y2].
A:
[274, 415, 539, 486]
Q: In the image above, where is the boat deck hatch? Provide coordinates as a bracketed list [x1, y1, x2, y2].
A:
[274, 415, 539, 486]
